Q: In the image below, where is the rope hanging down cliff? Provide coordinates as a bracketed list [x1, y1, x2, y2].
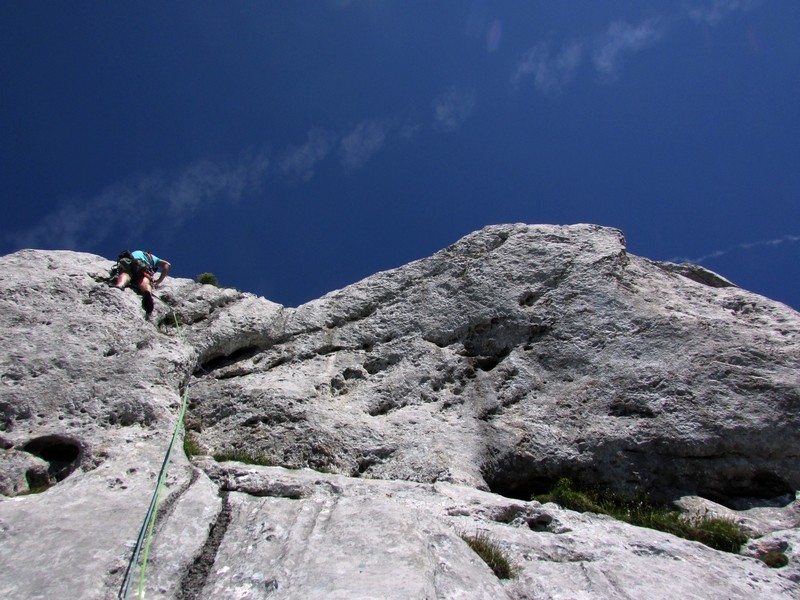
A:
[118, 313, 190, 600]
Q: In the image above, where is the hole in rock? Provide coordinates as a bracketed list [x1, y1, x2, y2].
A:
[265, 355, 292, 370]
[700, 472, 794, 509]
[483, 455, 559, 500]
[317, 345, 345, 356]
[519, 291, 541, 307]
[363, 353, 402, 375]
[527, 514, 555, 532]
[486, 476, 558, 501]
[343, 367, 365, 380]
[198, 345, 260, 374]
[748, 471, 792, 498]
[367, 397, 398, 417]
[21, 435, 82, 482]
[474, 355, 504, 372]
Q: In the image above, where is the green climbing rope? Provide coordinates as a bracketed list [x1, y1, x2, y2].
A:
[136, 384, 190, 598]
[118, 312, 190, 600]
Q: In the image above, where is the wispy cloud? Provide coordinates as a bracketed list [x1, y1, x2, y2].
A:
[165, 152, 270, 217]
[687, 0, 761, 26]
[7, 115, 404, 251]
[433, 86, 477, 132]
[514, 0, 762, 96]
[11, 3, 767, 254]
[513, 40, 584, 95]
[6, 152, 270, 251]
[670, 234, 800, 264]
[592, 18, 665, 82]
[280, 128, 334, 182]
[513, 16, 665, 94]
[339, 120, 391, 170]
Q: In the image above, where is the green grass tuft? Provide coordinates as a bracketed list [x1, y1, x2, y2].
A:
[460, 531, 517, 579]
[183, 432, 204, 457]
[759, 550, 789, 568]
[195, 272, 219, 286]
[535, 478, 748, 553]
[536, 477, 606, 514]
[213, 449, 272, 466]
[682, 514, 748, 553]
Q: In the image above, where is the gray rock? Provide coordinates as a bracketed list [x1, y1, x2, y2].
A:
[743, 529, 800, 583]
[0, 447, 50, 495]
[0, 225, 798, 599]
[171, 462, 800, 600]
[186, 224, 800, 504]
[675, 493, 800, 538]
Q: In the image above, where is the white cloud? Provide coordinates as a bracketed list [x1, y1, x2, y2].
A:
[339, 120, 391, 170]
[6, 152, 270, 251]
[670, 234, 800, 264]
[592, 18, 665, 82]
[280, 129, 334, 182]
[513, 16, 667, 93]
[513, 40, 584, 95]
[433, 86, 477, 132]
[687, 0, 761, 26]
[166, 152, 270, 217]
[512, 0, 765, 94]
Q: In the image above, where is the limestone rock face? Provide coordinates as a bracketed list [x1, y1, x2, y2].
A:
[1, 224, 799, 599]
[187, 224, 800, 503]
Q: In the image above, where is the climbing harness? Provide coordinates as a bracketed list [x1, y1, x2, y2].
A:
[111, 251, 155, 284]
[118, 312, 190, 600]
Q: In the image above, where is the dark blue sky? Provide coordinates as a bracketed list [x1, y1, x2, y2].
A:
[2, 1, 799, 309]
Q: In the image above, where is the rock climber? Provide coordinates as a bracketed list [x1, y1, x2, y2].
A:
[113, 250, 171, 318]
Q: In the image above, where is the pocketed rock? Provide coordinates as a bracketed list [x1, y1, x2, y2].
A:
[1, 224, 799, 599]
[188, 224, 800, 505]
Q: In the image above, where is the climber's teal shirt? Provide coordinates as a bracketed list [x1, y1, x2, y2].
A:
[131, 250, 160, 272]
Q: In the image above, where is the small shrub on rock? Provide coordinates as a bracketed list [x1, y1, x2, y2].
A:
[535, 478, 748, 553]
[195, 272, 219, 287]
[460, 531, 517, 579]
[759, 550, 789, 568]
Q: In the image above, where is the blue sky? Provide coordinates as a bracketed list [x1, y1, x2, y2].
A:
[2, 1, 799, 309]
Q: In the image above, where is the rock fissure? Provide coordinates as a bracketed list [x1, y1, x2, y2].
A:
[175, 490, 232, 600]
[152, 466, 202, 530]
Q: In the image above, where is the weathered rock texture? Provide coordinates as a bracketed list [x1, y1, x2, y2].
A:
[1, 224, 799, 599]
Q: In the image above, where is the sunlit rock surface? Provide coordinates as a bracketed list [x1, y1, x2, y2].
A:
[1, 224, 798, 599]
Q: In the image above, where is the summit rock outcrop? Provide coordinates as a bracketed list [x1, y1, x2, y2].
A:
[1, 224, 798, 599]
